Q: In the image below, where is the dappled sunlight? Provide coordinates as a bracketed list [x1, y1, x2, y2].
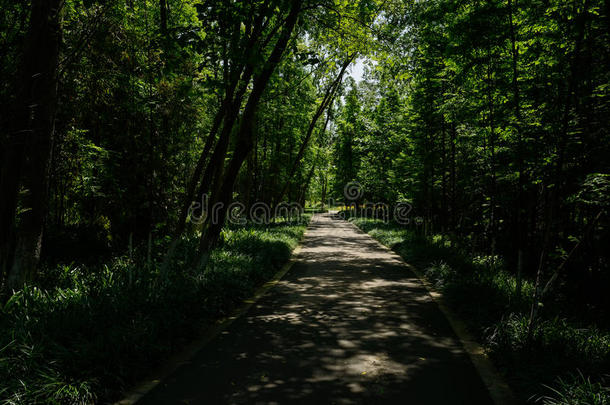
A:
[139, 214, 492, 404]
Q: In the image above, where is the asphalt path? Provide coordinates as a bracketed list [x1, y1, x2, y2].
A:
[138, 213, 493, 404]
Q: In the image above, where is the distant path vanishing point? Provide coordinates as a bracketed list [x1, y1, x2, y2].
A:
[138, 213, 494, 404]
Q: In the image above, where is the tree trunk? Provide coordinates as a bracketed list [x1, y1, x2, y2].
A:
[0, 149, 22, 289]
[440, 115, 447, 233]
[508, 0, 526, 298]
[4, 0, 62, 290]
[450, 121, 457, 233]
[199, 0, 301, 252]
[485, 42, 497, 267]
[274, 55, 354, 206]
[527, 0, 590, 338]
[160, 0, 168, 37]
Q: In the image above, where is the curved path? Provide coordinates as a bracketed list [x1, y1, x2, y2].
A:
[138, 213, 493, 404]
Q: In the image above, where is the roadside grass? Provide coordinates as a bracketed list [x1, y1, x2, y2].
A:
[349, 217, 610, 404]
[537, 372, 609, 405]
[0, 216, 309, 404]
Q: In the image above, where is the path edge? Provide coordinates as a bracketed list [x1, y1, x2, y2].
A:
[114, 222, 311, 405]
[344, 218, 520, 405]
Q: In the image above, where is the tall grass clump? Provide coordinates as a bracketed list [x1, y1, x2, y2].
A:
[537, 372, 609, 405]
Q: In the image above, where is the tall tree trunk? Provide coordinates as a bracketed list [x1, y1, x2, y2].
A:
[266, 117, 284, 203]
[300, 163, 317, 206]
[195, 65, 255, 207]
[274, 55, 354, 206]
[527, 0, 590, 338]
[0, 146, 22, 289]
[440, 115, 448, 233]
[486, 42, 497, 267]
[161, 60, 251, 274]
[192, 6, 275, 213]
[450, 121, 457, 233]
[508, 0, 526, 298]
[4, 0, 62, 290]
[159, 0, 168, 37]
[199, 0, 301, 252]
[165, 5, 266, 255]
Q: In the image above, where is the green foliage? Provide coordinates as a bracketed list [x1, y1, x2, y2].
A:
[331, 0, 610, 312]
[489, 314, 610, 371]
[0, 219, 308, 404]
[538, 372, 609, 405]
[572, 174, 610, 209]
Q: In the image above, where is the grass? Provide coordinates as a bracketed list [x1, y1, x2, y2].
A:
[538, 372, 610, 405]
[0, 216, 309, 404]
[349, 217, 610, 404]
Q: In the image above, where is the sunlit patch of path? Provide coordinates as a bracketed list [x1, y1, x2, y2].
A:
[138, 213, 493, 404]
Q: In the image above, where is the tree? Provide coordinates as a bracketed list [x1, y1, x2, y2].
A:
[1, 0, 62, 290]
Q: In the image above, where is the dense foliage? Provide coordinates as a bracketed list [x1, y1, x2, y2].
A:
[329, 0, 610, 317]
[0, 0, 383, 289]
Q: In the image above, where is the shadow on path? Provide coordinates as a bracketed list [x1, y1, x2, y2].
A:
[138, 213, 493, 404]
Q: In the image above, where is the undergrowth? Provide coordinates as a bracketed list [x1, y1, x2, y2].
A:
[350, 217, 610, 404]
[0, 217, 309, 404]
